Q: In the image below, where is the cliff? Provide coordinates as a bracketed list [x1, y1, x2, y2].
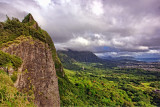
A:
[0, 14, 61, 107]
[1, 36, 60, 107]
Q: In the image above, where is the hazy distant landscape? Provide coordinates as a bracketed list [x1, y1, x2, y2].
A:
[57, 50, 160, 106]
[136, 58, 160, 62]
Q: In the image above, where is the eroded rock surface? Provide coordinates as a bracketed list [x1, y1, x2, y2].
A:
[2, 37, 60, 107]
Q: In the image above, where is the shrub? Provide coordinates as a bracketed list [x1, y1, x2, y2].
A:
[0, 50, 22, 69]
[0, 70, 35, 106]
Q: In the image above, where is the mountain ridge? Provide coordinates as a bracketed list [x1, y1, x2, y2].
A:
[57, 49, 102, 63]
[57, 49, 118, 69]
[0, 14, 65, 107]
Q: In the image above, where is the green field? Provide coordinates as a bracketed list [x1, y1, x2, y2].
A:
[60, 62, 160, 106]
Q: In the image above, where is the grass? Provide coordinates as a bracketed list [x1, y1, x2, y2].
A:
[0, 50, 22, 69]
[0, 70, 35, 107]
[59, 61, 160, 106]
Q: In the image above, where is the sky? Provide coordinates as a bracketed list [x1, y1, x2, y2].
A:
[0, 0, 160, 58]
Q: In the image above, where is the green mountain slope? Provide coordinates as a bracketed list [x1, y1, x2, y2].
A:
[1, 14, 160, 107]
[58, 49, 102, 63]
[0, 14, 71, 106]
[58, 50, 160, 106]
[0, 14, 62, 72]
[57, 50, 117, 70]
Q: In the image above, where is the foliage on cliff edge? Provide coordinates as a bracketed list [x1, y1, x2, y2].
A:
[0, 14, 69, 106]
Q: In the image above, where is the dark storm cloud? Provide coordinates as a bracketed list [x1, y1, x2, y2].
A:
[0, 0, 160, 57]
[0, 2, 26, 21]
[0, 0, 39, 21]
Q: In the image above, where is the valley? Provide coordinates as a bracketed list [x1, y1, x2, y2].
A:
[0, 12, 159, 107]
[58, 50, 160, 106]
[118, 61, 160, 72]
[1, 0, 160, 107]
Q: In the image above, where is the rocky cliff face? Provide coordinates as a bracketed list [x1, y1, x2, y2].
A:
[1, 36, 60, 107]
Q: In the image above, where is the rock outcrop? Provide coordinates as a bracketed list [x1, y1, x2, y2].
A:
[2, 36, 60, 107]
[22, 13, 39, 29]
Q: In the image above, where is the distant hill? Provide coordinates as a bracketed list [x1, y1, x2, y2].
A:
[101, 56, 136, 60]
[135, 58, 160, 62]
[57, 49, 102, 63]
[57, 49, 117, 69]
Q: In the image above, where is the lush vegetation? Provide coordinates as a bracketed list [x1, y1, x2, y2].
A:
[0, 13, 62, 79]
[59, 59, 160, 106]
[0, 50, 22, 84]
[0, 14, 61, 71]
[0, 50, 22, 69]
[0, 50, 34, 106]
[2, 14, 160, 107]
[0, 70, 35, 107]
[0, 14, 65, 106]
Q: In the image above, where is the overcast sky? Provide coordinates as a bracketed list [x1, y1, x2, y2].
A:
[0, 0, 160, 58]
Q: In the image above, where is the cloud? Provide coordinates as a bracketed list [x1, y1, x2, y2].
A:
[0, 0, 160, 57]
[91, 0, 104, 16]
[35, 0, 51, 7]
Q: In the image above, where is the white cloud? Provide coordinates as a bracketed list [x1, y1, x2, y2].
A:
[71, 37, 90, 46]
[147, 50, 160, 54]
[91, 0, 104, 16]
[34, 0, 51, 7]
[0, 0, 160, 57]
[94, 34, 101, 38]
[138, 46, 149, 50]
